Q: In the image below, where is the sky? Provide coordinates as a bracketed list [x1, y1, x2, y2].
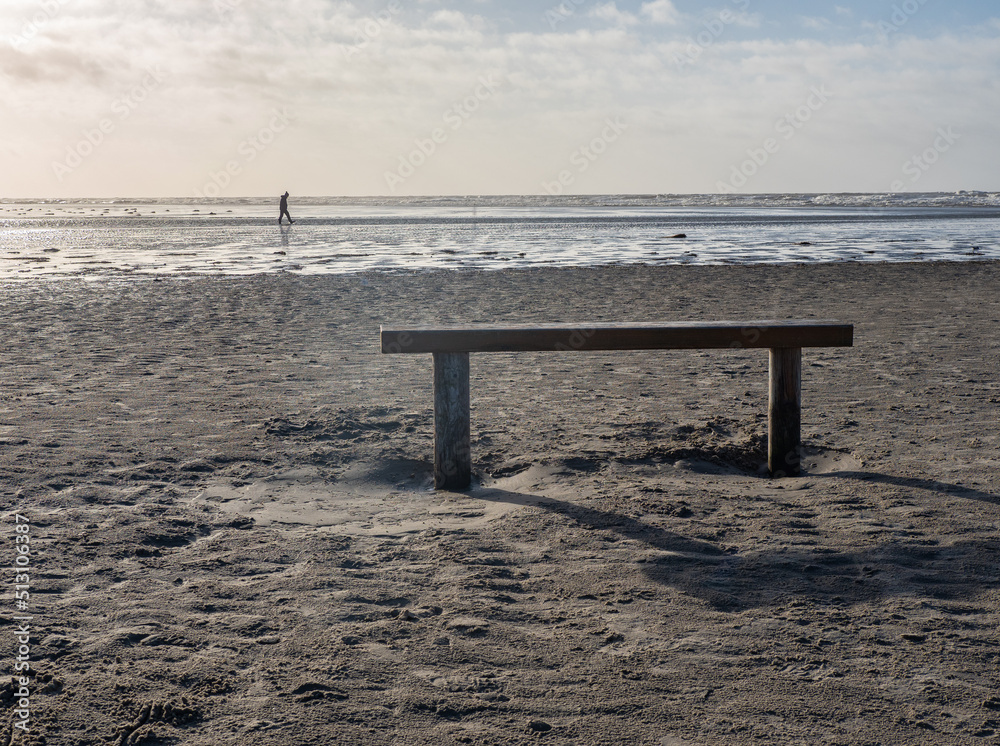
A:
[1, 0, 998, 197]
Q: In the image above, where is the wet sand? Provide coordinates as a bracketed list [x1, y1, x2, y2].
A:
[3, 199, 999, 280]
[2, 262, 999, 744]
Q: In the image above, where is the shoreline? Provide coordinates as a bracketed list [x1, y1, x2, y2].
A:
[2, 256, 1000, 286]
[3, 200, 998, 280]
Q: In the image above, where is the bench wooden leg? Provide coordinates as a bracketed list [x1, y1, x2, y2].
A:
[768, 347, 802, 477]
[433, 352, 472, 490]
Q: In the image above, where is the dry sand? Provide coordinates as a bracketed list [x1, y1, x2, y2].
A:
[2, 262, 999, 745]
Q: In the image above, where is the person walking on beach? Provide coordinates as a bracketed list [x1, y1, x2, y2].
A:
[278, 191, 294, 225]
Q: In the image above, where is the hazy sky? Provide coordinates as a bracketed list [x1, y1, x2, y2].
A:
[2, 0, 998, 197]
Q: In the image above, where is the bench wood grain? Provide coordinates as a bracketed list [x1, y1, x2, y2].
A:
[381, 321, 853, 354]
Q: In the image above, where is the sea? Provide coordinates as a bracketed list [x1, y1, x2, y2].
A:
[2, 193, 998, 281]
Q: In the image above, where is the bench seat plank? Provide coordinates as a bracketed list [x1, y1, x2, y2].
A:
[381, 321, 853, 354]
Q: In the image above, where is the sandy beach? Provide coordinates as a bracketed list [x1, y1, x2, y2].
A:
[2, 261, 1000, 745]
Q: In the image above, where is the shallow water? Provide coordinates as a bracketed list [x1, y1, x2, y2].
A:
[1, 195, 998, 280]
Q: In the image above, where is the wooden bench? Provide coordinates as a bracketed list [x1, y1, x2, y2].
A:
[380, 322, 854, 490]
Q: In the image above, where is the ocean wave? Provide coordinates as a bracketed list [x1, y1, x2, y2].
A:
[4, 192, 1000, 209]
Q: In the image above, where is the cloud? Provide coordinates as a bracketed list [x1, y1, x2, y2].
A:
[2, 0, 998, 196]
[799, 16, 831, 31]
[641, 0, 681, 26]
[723, 11, 762, 29]
[588, 3, 638, 28]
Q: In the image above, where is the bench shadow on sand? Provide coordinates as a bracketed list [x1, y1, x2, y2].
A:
[465, 458, 999, 612]
[813, 469, 999, 506]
